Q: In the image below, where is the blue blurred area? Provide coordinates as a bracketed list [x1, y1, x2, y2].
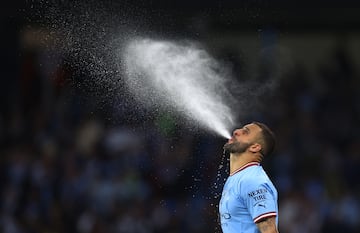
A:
[1, 1, 360, 233]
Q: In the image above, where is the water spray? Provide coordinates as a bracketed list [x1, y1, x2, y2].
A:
[121, 38, 236, 138]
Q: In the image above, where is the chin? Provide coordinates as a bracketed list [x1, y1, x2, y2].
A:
[223, 143, 233, 152]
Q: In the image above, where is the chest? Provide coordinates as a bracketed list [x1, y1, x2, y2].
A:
[219, 179, 247, 216]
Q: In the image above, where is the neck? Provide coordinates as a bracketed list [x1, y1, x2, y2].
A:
[229, 152, 261, 175]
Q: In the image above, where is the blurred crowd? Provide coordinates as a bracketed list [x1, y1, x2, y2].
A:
[1, 20, 360, 233]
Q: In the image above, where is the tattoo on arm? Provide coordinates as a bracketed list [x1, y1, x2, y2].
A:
[256, 216, 279, 233]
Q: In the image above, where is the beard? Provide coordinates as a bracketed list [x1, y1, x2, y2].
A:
[223, 141, 250, 154]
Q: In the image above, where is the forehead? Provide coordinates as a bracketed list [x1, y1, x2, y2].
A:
[243, 123, 262, 134]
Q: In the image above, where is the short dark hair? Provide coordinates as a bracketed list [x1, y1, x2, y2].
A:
[253, 122, 276, 156]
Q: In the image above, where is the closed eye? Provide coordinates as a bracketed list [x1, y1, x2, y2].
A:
[243, 126, 250, 134]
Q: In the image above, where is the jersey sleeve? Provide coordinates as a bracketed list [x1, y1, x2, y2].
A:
[242, 181, 277, 223]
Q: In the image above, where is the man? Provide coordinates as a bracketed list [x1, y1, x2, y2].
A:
[219, 122, 279, 233]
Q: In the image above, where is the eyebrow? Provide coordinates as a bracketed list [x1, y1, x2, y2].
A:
[243, 126, 250, 133]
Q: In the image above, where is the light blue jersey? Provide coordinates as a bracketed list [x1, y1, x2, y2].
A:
[219, 162, 278, 233]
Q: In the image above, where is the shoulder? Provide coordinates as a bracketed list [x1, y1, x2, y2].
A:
[240, 172, 277, 197]
[241, 166, 268, 186]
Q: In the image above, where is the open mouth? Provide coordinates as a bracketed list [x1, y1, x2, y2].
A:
[227, 137, 234, 144]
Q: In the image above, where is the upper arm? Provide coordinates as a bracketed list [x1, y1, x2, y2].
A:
[242, 181, 278, 224]
[256, 216, 279, 233]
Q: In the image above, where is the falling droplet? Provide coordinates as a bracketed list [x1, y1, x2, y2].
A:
[209, 150, 229, 233]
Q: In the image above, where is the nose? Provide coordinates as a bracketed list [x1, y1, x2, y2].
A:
[233, 129, 243, 136]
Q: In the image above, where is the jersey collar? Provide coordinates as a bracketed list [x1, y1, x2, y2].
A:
[230, 162, 260, 176]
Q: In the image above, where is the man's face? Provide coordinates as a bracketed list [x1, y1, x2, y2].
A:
[223, 123, 262, 154]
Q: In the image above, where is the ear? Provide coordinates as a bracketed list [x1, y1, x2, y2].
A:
[249, 143, 262, 153]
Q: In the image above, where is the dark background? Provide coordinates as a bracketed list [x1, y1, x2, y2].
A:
[1, 1, 360, 232]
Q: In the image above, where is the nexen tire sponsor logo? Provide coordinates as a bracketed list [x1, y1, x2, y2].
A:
[248, 188, 268, 201]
